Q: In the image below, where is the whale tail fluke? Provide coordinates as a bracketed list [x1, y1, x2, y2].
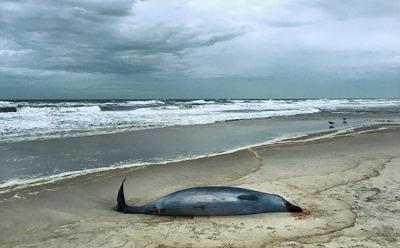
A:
[116, 178, 127, 212]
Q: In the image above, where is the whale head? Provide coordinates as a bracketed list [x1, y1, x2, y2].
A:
[265, 194, 303, 213]
[285, 201, 303, 212]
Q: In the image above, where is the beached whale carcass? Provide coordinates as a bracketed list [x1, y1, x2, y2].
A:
[116, 179, 302, 216]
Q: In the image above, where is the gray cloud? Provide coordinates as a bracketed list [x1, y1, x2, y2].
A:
[313, 0, 400, 19]
[0, 0, 243, 76]
[0, 0, 399, 99]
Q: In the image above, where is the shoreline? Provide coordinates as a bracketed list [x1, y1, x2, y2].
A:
[1, 105, 399, 144]
[0, 112, 342, 144]
[1, 122, 396, 196]
[1, 124, 400, 247]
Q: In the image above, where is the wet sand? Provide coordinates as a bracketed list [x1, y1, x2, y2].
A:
[1, 124, 400, 247]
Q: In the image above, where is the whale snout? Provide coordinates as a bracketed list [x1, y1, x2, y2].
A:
[285, 201, 303, 212]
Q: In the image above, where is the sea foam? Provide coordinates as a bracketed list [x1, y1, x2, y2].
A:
[0, 99, 400, 143]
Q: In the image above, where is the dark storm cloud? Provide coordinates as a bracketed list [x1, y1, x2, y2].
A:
[0, 0, 242, 76]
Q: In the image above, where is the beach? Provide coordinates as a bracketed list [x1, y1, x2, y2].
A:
[2, 0, 400, 246]
[1, 124, 399, 247]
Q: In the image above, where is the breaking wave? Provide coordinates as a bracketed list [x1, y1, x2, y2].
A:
[1, 99, 400, 143]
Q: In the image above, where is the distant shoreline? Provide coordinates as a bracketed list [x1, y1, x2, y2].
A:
[3, 97, 400, 101]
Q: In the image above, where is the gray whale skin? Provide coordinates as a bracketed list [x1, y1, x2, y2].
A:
[116, 179, 302, 216]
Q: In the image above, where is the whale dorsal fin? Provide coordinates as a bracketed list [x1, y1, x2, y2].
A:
[238, 195, 258, 201]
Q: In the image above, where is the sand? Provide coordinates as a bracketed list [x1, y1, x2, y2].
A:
[1, 124, 400, 247]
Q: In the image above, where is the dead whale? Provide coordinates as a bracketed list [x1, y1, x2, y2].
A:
[116, 179, 302, 216]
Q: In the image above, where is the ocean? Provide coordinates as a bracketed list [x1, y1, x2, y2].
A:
[1, 99, 400, 193]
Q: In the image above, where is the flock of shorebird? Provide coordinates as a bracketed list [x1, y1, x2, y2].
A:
[328, 117, 347, 129]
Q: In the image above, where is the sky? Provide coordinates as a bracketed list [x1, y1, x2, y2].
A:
[0, 0, 399, 99]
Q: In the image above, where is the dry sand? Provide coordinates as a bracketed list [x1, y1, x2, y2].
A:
[1, 125, 400, 247]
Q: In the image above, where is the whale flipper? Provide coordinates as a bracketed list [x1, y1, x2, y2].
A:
[237, 195, 258, 201]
